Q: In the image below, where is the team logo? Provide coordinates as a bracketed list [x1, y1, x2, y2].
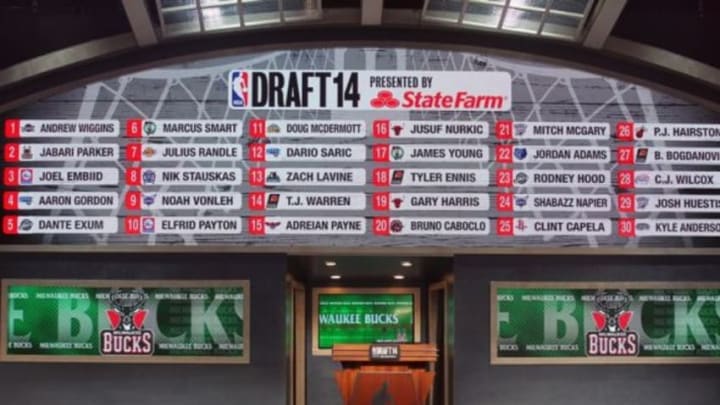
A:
[586, 290, 638, 357]
[392, 198, 403, 209]
[142, 194, 156, 206]
[634, 174, 650, 186]
[267, 124, 281, 134]
[371, 90, 400, 109]
[266, 147, 281, 158]
[266, 193, 280, 209]
[143, 121, 157, 135]
[21, 146, 33, 160]
[230, 71, 249, 108]
[266, 171, 281, 183]
[22, 123, 35, 133]
[142, 169, 156, 185]
[143, 146, 157, 158]
[635, 222, 651, 231]
[514, 195, 528, 208]
[390, 219, 404, 233]
[513, 147, 528, 161]
[514, 123, 527, 137]
[141, 217, 155, 233]
[18, 195, 33, 206]
[19, 219, 33, 231]
[634, 126, 645, 139]
[635, 148, 648, 163]
[20, 168, 33, 185]
[515, 219, 528, 231]
[391, 170, 405, 185]
[635, 196, 649, 209]
[514, 172, 528, 185]
[392, 125, 404, 136]
[391, 146, 404, 160]
[100, 288, 154, 355]
[265, 221, 281, 230]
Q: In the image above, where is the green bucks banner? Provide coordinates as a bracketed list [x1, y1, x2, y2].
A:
[1, 280, 250, 363]
[313, 288, 419, 355]
[492, 282, 720, 364]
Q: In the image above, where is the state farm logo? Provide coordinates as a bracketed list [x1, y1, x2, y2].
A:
[100, 288, 154, 355]
[371, 90, 400, 108]
[585, 290, 638, 357]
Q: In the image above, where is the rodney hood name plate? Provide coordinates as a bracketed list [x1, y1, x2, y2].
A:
[384, 144, 489, 163]
[7, 168, 119, 186]
[509, 170, 610, 188]
[9, 192, 119, 210]
[511, 122, 609, 139]
[135, 120, 242, 137]
[511, 194, 612, 212]
[259, 217, 366, 235]
[387, 193, 489, 211]
[260, 192, 366, 210]
[255, 120, 366, 138]
[11, 216, 118, 234]
[138, 192, 242, 210]
[633, 195, 720, 213]
[379, 120, 489, 139]
[629, 171, 720, 189]
[262, 168, 366, 186]
[135, 145, 241, 161]
[136, 168, 242, 186]
[383, 217, 490, 235]
[511, 218, 611, 236]
[13, 144, 118, 161]
[138, 217, 242, 234]
[262, 144, 366, 162]
[7, 119, 119, 137]
[635, 219, 720, 236]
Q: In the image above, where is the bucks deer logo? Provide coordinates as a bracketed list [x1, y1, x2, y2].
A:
[586, 290, 639, 356]
[100, 288, 154, 355]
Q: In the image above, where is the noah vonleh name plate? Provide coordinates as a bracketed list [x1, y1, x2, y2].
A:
[3, 168, 119, 186]
[634, 219, 720, 237]
[373, 120, 489, 139]
[126, 119, 242, 138]
[4, 119, 119, 137]
[503, 121, 610, 140]
[126, 192, 243, 210]
[375, 144, 489, 163]
[250, 192, 366, 210]
[249, 119, 366, 138]
[5, 144, 119, 162]
[374, 217, 489, 236]
[129, 216, 242, 234]
[503, 218, 611, 236]
[129, 144, 241, 161]
[250, 216, 366, 235]
[617, 122, 720, 141]
[253, 144, 366, 162]
[495, 145, 609, 164]
[3, 192, 119, 210]
[3, 216, 118, 234]
[126, 168, 242, 186]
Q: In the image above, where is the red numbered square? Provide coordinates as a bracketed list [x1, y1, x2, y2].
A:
[372, 120, 390, 138]
[248, 192, 265, 211]
[496, 169, 513, 188]
[372, 145, 390, 162]
[126, 119, 143, 138]
[124, 216, 142, 234]
[3, 192, 19, 210]
[617, 170, 635, 189]
[249, 168, 266, 187]
[617, 194, 635, 213]
[495, 120, 513, 140]
[616, 122, 634, 141]
[372, 192, 390, 211]
[3, 216, 19, 235]
[4, 144, 20, 162]
[125, 168, 142, 186]
[496, 193, 514, 212]
[249, 119, 266, 138]
[248, 216, 266, 235]
[248, 144, 266, 162]
[496, 218, 514, 237]
[5, 119, 21, 138]
[372, 217, 390, 236]
[373, 168, 390, 187]
[616, 146, 634, 165]
[4, 168, 20, 186]
[126, 143, 142, 161]
[125, 191, 142, 210]
[618, 218, 636, 238]
[495, 145, 513, 164]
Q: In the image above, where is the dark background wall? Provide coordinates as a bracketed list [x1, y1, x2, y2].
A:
[0, 253, 288, 405]
[454, 255, 720, 405]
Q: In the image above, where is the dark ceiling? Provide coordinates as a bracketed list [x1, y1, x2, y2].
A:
[0, 0, 717, 73]
[289, 256, 452, 283]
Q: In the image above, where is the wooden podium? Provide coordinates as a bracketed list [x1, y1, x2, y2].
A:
[332, 344, 437, 405]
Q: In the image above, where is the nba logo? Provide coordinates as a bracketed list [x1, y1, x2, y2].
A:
[229, 70, 249, 108]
